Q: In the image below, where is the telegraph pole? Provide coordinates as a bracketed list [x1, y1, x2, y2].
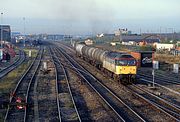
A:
[1, 12, 3, 48]
[23, 17, 25, 47]
[160, 26, 162, 33]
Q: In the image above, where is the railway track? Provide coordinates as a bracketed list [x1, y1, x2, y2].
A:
[29, 47, 60, 122]
[54, 45, 147, 122]
[4, 47, 43, 122]
[0, 49, 25, 79]
[49, 43, 116, 121]
[57, 42, 180, 121]
[141, 78, 179, 94]
[134, 77, 180, 111]
[127, 84, 180, 121]
[150, 70, 180, 83]
[25, 48, 44, 122]
[137, 68, 180, 97]
[138, 69, 180, 85]
[50, 47, 82, 122]
[80, 60, 180, 121]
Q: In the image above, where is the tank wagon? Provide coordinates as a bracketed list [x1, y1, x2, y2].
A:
[74, 43, 137, 83]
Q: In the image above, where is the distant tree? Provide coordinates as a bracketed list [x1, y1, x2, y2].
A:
[139, 46, 154, 51]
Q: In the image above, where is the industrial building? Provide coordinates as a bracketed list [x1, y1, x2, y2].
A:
[142, 33, 180, 40]
[114, 28, 132, 36]
[84, 39, 93, 45]
[154, 43, 175, 51]
[0, 25, 11, 42]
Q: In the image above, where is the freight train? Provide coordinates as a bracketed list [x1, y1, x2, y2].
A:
[73, 43, 137, 84]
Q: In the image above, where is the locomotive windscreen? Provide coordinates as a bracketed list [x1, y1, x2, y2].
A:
[116, 59, 136, 66]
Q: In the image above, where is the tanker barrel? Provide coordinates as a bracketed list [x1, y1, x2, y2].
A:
[92, 48, 107, 63]
[75, 44, 85, 55]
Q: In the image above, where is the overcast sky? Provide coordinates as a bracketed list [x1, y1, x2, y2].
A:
[1, 0, 180, 35]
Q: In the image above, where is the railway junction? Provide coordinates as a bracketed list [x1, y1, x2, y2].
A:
[0, 41, 179, 122]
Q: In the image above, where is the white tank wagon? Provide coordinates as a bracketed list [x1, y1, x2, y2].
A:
[81, 45, 108, 66]
[75, 44, 85, 56]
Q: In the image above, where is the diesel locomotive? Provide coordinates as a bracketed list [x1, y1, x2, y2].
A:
[74, 43, 137, 83]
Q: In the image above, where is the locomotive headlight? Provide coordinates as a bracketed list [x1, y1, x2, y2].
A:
[133, 68, 136, 71]
[119, 67, 122, 73]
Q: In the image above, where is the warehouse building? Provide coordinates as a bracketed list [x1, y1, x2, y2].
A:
[0, 25, 11, 42]
[154, 43, 175, 51]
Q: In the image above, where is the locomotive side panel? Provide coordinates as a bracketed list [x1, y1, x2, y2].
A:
[103, 59, 116, 73]
[115, 66, 136, 75]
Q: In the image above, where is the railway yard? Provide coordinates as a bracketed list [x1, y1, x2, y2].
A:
[0, 41, 179, 122]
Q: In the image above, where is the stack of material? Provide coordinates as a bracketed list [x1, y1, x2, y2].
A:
[0, 43, 16, 61]
[4, 43, 16, 58]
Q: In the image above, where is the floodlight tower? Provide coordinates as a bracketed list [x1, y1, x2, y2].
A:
[23, 17, 25, 47]
[1, 12, 3, 48]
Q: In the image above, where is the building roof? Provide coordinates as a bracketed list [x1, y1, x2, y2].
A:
[0, 25, 10, 31]
[121, 35, 160, 43]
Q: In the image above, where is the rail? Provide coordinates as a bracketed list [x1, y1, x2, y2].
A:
[4, 47, 43, 122]
[55, 46, 146, 122]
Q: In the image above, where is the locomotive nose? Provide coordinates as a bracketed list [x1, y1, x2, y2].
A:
[117, 66, 136, 74]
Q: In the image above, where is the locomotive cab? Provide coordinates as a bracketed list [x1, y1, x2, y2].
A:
[115, 54, 137, 83]
[115, 57, 137, 75]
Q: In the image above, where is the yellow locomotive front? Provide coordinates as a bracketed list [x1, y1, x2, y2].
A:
[115, 59, 137, 75]
[115, 58, 137, 83]
[103, 52, 137, 83]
